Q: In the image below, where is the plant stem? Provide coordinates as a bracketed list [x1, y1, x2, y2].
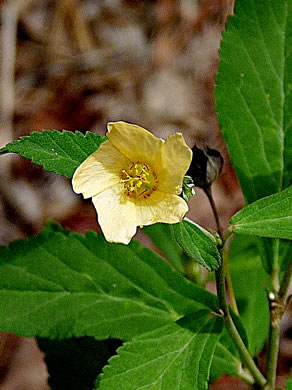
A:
[204, 185, 266, 387]
[204, 186, 239, 314]
[215, 263, 267, 387]
[265, 325, 280, 390]
[265, 239, 281, 389]
[271, 239, 280, 293]
[223, 248, 239, 315]
[265, 255, 292, 390]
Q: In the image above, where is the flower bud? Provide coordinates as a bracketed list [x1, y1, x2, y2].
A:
[187, 145, 223, 189]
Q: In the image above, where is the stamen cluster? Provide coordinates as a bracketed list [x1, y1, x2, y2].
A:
[120, 163, 158, 199]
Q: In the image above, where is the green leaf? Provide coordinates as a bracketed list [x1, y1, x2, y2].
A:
[283, 2, 292, 190]
[210, 315, 252, 383]
[210, 338, 240, 382]
[38, 337, 121, 390]
[216, 0, 292, 203]
[143, 223, 185, 273]
[173, 219, 221, 271]
[230, 185, 292, 239]
[98, 311, 223, 390]
[229, 236, 270, 355]
[0, 223, 217, 339]
[0, 130, 107, 178]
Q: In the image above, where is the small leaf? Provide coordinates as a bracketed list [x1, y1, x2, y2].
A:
[38, 337, 121, 390]
[173, 219, 221, 271]
[98, 311, 223, 390]
[0, 224, 217, 339]
[231, 185, 292, 240]
[0, 130, 107, 178]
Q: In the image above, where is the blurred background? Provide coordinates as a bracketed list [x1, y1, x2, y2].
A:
[0, 0, 291, 389]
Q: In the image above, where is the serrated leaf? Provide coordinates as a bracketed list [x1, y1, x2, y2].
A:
[230, 185, 292, 240]
[229, 236, 270, 356]
[38, 337, 121, 390]
[173, 219, 221, 271]
[98, 311, 223, 390]
[0, 130, 107, 178]
[143, 223, 185, 273]
[216, 0, 292, 203]
[0, 224, 217, 339]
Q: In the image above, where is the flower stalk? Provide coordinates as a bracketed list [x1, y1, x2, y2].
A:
[204, 186, 223, 236]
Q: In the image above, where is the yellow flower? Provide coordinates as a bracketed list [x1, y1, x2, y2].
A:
[72, 121, 192, 244]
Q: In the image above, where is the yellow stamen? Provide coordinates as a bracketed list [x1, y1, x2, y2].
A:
[120, 163, 158, 199]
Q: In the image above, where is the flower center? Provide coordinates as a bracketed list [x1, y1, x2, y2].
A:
[120, 163, 158, 199]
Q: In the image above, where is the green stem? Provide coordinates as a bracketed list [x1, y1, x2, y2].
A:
[265, 256, 292, 390]
[204, 185, 266, 387]
[215, 262, 267, 387]
[265, 326, 280, 390]
[224, 248, 239, 315]
[265, 239, 281, 389]
[204, 187, 239, 314]
[271, 239, 280, 293]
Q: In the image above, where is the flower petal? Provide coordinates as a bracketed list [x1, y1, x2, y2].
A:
[136, 190, 188, 226]
[72, 141, 131, 199]
[154, 133, 192, 195]
[107, 121, 163, 165]
[92, 184, 137, 244]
